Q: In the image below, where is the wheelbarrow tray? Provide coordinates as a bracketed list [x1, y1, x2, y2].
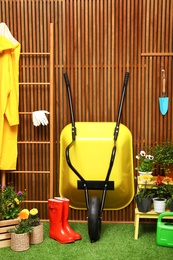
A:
[59, 122, 134, 210]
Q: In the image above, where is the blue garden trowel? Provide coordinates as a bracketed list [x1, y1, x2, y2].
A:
[159, 69, 169, 115]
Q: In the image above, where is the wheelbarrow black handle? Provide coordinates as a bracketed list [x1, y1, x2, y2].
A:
[101, 72, 130, 212]
[63, 73, 76, 141]
[114, 72, 129, 141]
[124, 71, 130, 86]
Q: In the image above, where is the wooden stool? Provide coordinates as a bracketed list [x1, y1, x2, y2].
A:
[134, 208, 173, 239]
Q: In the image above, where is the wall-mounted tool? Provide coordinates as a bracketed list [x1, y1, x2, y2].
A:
[159, 69, 169, 115]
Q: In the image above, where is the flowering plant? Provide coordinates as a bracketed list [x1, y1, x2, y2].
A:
[0, 183, 26, 220]
[8, 209, 33, 234]
[135, 150, 156, 172]
[28, 208, 40, 226]
[152, 175, 173, 199]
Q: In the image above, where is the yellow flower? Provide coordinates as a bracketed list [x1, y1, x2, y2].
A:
[30, 208, 38, 216]
[141, 175, 153, 180]
[14, 198, 19, 205]
[140, 174, 153, 183]
[21, 209, 30, 215]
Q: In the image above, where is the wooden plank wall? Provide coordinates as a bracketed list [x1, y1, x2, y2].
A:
[0, 0, 172, 222]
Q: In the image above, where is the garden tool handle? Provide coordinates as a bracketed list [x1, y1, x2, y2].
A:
[63, 73, 76, 141]
[124, 72, 130, 86]
[114, 72, 129, 141]
[158, 212, 173, 222]
[162, 69, 166, 94]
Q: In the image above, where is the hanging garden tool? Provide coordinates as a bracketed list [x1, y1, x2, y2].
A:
[159, 69, 169, 115]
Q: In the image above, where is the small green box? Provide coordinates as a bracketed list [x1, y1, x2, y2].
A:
[156, 212, 173, 247]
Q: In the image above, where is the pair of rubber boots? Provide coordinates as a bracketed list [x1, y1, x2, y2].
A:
[48, 197, 82, 243]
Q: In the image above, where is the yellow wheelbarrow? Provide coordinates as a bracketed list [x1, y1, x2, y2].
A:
[59, 73, 134, 242]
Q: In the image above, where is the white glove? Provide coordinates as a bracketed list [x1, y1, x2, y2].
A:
[32, 110, 50, 127]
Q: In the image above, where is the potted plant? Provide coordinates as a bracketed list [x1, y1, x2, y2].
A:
[135, 150, 156, 175]
[135, 180, 155, 212]
[166, 195, 173, 212]
[152, 175, 172, 213]
[8, 209, 33, 251]
[165, 177, 173, 211]
[0, 183, 26, 220]
[28, 208, 43, 244]
[0, 183, 26, 248]
[149, 141, 173, 176]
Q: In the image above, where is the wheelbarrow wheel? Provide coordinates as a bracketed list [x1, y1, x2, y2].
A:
[88, 195, 101, 243]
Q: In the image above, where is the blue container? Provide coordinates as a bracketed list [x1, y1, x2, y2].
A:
[156, 212, 173, 247]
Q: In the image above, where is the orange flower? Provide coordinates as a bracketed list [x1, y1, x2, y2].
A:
[163, 177, 172, 183]
[18, 209, 29, 220]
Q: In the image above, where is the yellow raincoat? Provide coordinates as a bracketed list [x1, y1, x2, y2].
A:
[0, 28, 20, 169]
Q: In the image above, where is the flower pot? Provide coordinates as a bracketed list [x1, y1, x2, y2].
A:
[168, 200, 173, 212]
[135, 196, 152, 212]
[30, 223, 43, 244]
[11, 233, 30, 251]
[0, 218, 19, 248]
[153, 198, 166, 213]
[138, 171, 152, 176]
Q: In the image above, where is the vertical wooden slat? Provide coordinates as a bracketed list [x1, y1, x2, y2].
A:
[103, 0, 107, 121]
[49, 23, 54, 198]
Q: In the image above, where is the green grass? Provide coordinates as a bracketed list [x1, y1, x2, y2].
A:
[0, 222, 173, 260]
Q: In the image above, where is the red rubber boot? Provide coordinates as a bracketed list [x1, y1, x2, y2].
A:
[54, 197, 82, 241]
[48, 199, 74, 243]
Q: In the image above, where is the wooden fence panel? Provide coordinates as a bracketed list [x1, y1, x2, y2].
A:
[0, 0, 172, 222]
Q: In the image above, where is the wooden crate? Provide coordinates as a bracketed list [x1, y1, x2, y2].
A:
[0, 219, 19, 248]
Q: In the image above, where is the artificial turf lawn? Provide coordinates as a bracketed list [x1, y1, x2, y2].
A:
[0, 222, 173, 260]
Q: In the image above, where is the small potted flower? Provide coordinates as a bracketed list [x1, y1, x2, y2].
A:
[28, 208, 43, 244]
[8, 209, 33, 252]
[152, 175, 172, 213]
[135, 150, 156, 176]
[0, 183, 26, 248]
[135, 181, 155, 212]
